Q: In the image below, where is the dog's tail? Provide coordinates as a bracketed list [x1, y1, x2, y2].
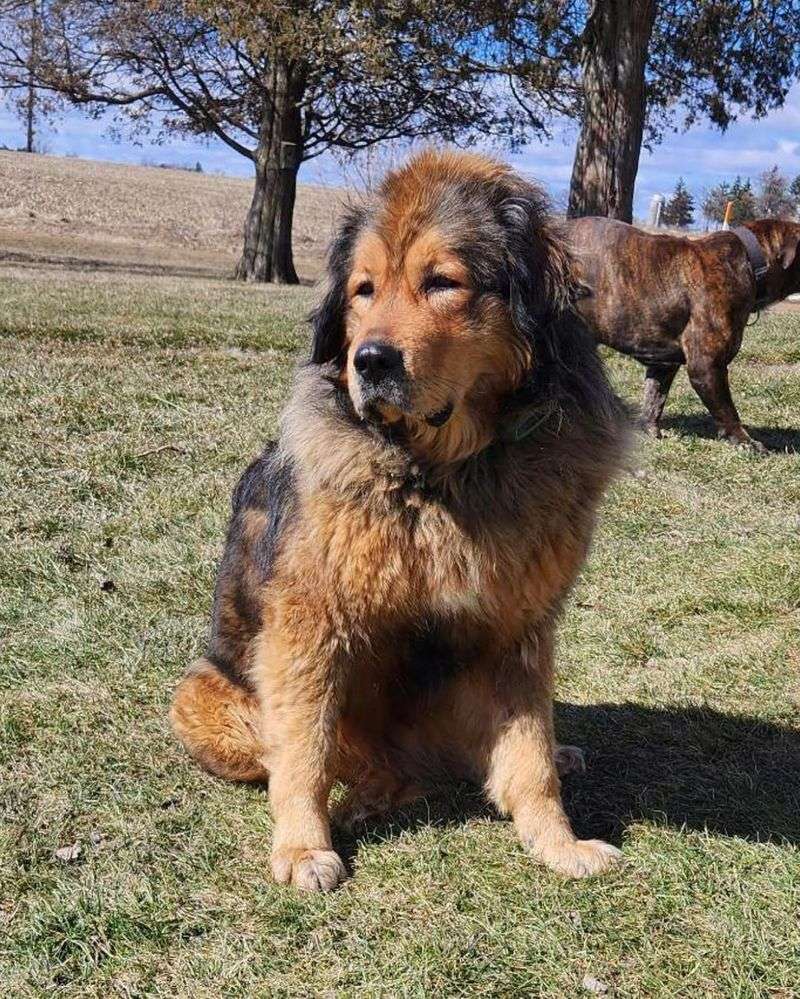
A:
[170, 658, 268, 783]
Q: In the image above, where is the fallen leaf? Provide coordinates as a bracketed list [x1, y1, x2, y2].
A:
[54, 843, 82, 863]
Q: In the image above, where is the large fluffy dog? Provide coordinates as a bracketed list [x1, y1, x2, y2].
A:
[171, 151, 629, 891]
[568, 217, 800, 451]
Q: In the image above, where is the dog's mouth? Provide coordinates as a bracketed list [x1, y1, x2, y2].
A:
[425, 402, 453, 427]
[363, 400, 403, 426]
[363, 398, 454, 431]
[357, 381, 454, 430]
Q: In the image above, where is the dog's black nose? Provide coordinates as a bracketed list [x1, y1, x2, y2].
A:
[353, 340, 404, 382]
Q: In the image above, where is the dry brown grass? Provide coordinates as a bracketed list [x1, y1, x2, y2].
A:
[0, 149, 347, 280]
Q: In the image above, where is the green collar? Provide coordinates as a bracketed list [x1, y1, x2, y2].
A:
[498, 401, 560, 442]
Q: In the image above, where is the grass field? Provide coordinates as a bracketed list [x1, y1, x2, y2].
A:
[1, 164, 800, 996]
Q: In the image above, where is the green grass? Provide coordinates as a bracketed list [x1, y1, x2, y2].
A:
[1, 268, 799, 998]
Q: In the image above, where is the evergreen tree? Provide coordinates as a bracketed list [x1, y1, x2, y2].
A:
[790, 174, 800, 215]
[662, 177, 694, 228]
[729, 176, 757, 222]
[701, 182, 732, 225]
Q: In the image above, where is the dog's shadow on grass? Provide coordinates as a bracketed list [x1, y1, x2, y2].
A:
[335, 702, 800, 863]
[663, 414, 800, 453]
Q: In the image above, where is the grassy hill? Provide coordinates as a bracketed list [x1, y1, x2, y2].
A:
[0, 150, 345, 280]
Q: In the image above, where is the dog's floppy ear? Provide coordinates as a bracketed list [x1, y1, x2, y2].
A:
[310, 206, 369, 364]
[498, 187, 573, 356]
[497, 184, 611, 415]
[781, 226, 800, 272]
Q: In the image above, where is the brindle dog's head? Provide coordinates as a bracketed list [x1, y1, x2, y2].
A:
[778, 222, 800, 297]
[310, 150, 575, 464]
[748, 219, 800, 300]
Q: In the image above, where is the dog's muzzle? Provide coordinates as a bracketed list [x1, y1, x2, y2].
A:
[353, 339, 410, 411]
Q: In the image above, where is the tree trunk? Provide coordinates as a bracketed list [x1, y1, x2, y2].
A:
[235, 61, 304, 284]
[567, 0, 657, 222]
[25, 0, 39, 153]
[25, 73, 35, 152]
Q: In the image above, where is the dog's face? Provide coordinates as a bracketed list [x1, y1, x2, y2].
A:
[312, 150, 571, 463]
[343, 225, 523, 430]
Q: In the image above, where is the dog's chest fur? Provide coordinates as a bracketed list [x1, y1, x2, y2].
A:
[274, 372, 594, 647]
[280, 416, 589, 638]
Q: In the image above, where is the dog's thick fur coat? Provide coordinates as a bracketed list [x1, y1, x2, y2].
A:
[171, 150, 630, 890]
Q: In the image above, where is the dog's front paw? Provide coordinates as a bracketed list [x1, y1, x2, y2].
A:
[530, 837, 622, 879]
[271, 847, 347, 892]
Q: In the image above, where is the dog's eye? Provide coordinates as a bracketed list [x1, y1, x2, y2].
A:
[423, 274, 462, 294]
[354, 280, 374, 298]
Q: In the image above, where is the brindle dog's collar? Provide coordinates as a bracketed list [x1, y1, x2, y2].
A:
[732, 226, 770, 307]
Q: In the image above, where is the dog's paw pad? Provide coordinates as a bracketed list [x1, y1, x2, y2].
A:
[272, 848, 347, 891]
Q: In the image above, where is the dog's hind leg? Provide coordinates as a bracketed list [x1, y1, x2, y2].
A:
[332, 771, 427, 830]
[641, 363, 679, 436]
[170, 658, 268, 783]
[683, 323, 767, 452]
[685, 353, 766, 453]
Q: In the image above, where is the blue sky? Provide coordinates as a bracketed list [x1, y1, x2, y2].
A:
[3, 82, 799, 220]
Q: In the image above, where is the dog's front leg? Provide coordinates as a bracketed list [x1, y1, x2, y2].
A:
[256, 629, 346, 892]
[484, 626, 621, 878]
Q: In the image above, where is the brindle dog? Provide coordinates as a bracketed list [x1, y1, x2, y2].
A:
[567, 217, 800, 451]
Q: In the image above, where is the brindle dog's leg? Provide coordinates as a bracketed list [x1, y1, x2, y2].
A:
[641, 363, 679, 437]
[685, 346, 766, 453]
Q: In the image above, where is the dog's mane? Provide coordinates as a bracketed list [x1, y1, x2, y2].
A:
[279, 350, 629, 535]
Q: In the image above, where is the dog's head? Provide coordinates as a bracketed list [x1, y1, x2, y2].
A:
[749, 219, 800, 300]
[310, 149, 574, 463]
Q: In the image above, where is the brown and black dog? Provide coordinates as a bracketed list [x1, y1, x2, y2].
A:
[170, 150, 630, 891]
[568, 217, 800, 451]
